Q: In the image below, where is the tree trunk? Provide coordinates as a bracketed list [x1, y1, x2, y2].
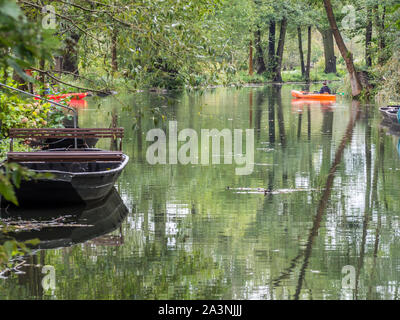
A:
[375, 5, 386, 64]
[275, 85, 286, 145]
[297, 27, 305, 77]
[320, 28, 337, 73]
[111, 29, 118, 73]
[54, 56, 63, 73]
[305, 26, 312, 83]
[62, 33, 80, 75]
[273, 18, 288, 82]
[254, 26, 267, 74]
[39, 59, 45, 94]
[249, 39, 253, 76]
[323, 0, 363, 97]
[268, 86, 275, 143]
[365, 6, 373, 67]
[267, 20, 276, 75]
[12, 71, 28, 91]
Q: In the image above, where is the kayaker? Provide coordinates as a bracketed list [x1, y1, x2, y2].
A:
[319, 81, 331, 94]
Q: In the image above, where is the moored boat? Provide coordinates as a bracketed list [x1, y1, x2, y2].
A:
[0, 128, 127, 206]
[1, 148, 129, 206]
[379, 106, 400, 123]
[378, 106, 400, 136]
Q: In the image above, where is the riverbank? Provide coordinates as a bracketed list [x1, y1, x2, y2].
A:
[51, 69, 345, 95]
[47, 66, 396, 105]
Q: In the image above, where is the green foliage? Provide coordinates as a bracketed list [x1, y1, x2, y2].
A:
[0, 236, 40, 273]
[0, 82, 64, 137]
[375, 50, 400, 103]
[370, 1, 400, 102]
[0, 0, 56, 79]
[0, 240, 31, 266]
[282, 68, 346, 82]
[0, 162, 52, 205]
[0, 0, 59, 274]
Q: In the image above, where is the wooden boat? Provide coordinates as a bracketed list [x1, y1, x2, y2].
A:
[0, 187, 128, 250]
[0, 128, 128, 206]
[379, 106, 400, 123]
[379, 106, 400, 136]
[34, 92, 89, 101]
[291, 90, 336, 101]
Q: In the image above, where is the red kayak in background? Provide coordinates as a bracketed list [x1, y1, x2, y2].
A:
[34, 92, 89, 101]
[52, 99, 88, 108]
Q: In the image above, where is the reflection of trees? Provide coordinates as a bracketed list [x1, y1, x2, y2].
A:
[366, 128, 385, 299]
[153, 192, 167, 249]
[294, 101, 360, 300]
[254, 89, 266, 142]
[355, 105, 373, 299]
[268, 86, 276, 144]
[297, 113, 302, 140]
[41, 87, 400, 300]
[16, 253, 45, 299]
[249, 90, 253, 128]
[307, 106, 311, 141]
[275, 85, 286, 147]
[274, 85, 288, 187]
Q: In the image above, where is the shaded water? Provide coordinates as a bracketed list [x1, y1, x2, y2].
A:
[2, 84, 400, 300]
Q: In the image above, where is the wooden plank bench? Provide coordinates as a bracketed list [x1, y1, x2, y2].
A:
[7, 151, 123, 163]
[8, 127, 124, 151]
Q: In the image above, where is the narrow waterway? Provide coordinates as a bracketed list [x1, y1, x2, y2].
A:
[2, 84, 400, 300]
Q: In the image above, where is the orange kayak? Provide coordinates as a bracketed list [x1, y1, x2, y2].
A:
[291, 99, 335, 107]
[291, 90, 336, 101]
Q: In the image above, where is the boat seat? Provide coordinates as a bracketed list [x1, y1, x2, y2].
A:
[7, 151, 123, 163]
[8, 127, 124, 151]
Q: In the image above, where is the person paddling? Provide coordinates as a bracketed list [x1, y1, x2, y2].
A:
[319, 81, 331, 94]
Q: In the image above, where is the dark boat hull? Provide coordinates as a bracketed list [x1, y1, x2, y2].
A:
[379, 106, 400, 122]
[0, 153, 129, 206]
[379, 106, 400, 136]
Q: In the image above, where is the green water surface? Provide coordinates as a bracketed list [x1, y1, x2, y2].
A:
[1, 84, 400, 300]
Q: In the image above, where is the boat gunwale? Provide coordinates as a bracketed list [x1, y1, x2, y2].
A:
[4, 154, 129, 177]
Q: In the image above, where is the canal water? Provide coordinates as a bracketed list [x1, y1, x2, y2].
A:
[1, 84, 400, 300]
